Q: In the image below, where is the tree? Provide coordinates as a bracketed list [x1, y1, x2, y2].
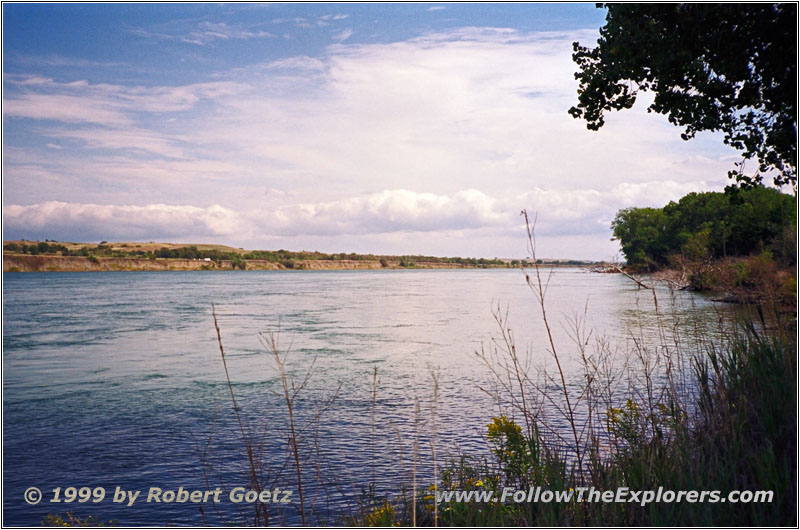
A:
[611, 187, 795, 267]
[611, 206, 672, 267]
[570, 4, 797, 189]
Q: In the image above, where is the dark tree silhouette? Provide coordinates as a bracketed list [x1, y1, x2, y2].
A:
[570, 4, 797, 189]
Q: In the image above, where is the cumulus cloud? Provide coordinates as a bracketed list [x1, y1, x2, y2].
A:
[258, 189, 504, 236]
[4, 181, 711, 248]
[3, 202, 245, 242]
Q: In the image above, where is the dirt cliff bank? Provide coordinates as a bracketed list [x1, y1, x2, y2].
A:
[3, 254, 508, 272]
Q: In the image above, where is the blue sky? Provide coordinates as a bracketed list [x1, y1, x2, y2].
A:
[3, 3, 740, 259]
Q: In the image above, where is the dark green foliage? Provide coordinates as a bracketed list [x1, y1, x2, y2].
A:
[571, 4, 797, 188]
[690, 327, 796, 524]
[612, 187, 796, 267]
[229, 254, 246, 270]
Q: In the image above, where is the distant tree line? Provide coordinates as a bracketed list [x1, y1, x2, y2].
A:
[2, 242, 513, 267]
[611, 186, 796, 269]
[4, 242, 85, 256]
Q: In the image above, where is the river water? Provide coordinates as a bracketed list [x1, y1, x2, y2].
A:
[2, 268, 729, 525]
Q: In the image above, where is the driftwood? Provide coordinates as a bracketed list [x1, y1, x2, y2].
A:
[614, 266, 652, 289]
[588, 263, 652, 288]
[589, 264, 621, 273]
[590, 264, 692, 290]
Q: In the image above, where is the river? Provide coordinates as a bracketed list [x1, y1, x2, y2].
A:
[2, 268, 730, 525]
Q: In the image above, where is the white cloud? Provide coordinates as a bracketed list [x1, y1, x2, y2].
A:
[3, 92, 132, 126]
[265, 56, 327, 71]
[4, 76, 246, 126]
[43, 128, 187, 158]
[320, 13, 350, 21]
[332, 28, 354, 42]
[130, 21, 274, 46]
[185, 28, 736, 202]
[4, 182, 713, 255]
[182, 22, 274, 45]
[3, 202, 245, 241]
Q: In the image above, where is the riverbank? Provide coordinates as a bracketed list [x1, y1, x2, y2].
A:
[624, 255, 796, 314]
[3, 253, 520, 272]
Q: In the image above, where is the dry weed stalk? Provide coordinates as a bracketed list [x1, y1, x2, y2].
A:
[412, 396, 420, 527]
[212, 304, 270, 525]
[259, 331, 308, 526]
[429, 367, 440, 527]
[258, 329, 342, 526]
[371, 366, 379, 488]
[521, 210, 584, 473]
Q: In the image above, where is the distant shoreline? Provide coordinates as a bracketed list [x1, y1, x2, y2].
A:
[2, 254, 500, 272]
[2, 254, 597, 273]
[3, 240, 603, 272]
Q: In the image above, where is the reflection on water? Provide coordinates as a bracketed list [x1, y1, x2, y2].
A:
[3, 269, 732, 525]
